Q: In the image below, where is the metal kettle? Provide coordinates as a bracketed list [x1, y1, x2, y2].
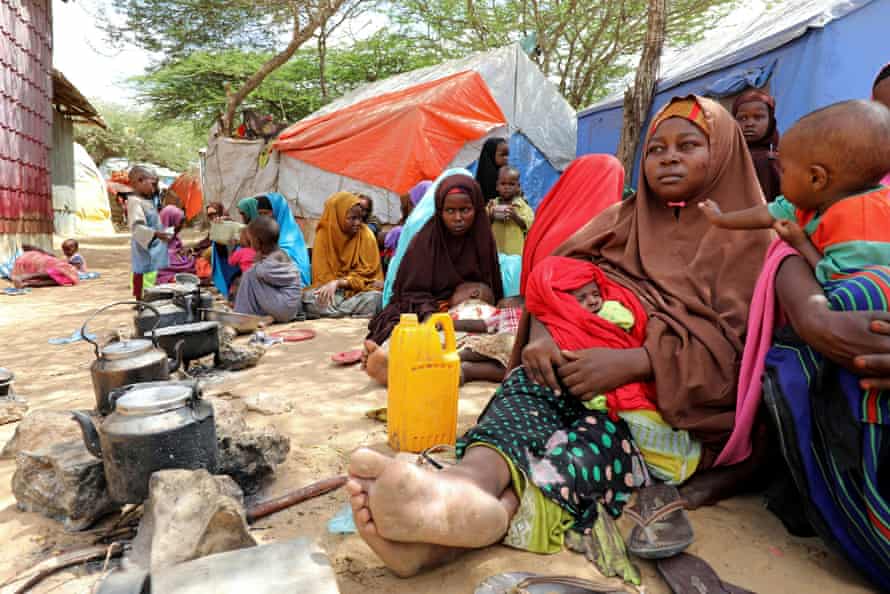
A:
[71, 381, 217, 504]
[83, 301, 183, 414]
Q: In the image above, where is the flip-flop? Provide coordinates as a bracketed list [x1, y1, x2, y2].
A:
[625, 483, 694, 559]
[332, 349, 363, 365]
[657, 553, 756, 594]
[475, 572, 632, 594]
[268, 329, 316, 342]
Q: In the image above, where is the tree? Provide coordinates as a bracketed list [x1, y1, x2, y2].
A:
[103, 0, 368, 134]
[74, 102, 204, 170]
[387, 0, 740, 108]
[617, 0, 667, 174]
[133, 33, 443, 130]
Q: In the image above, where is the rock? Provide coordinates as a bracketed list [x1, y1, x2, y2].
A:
[244, 392, 292, 416]
[12, 440, 121, 531]
[217, 426, 290, 494]
[2, 409, 84, 459]
[0, 394, 28, 425]
[206, 398, 289, 493]
[207, 397, 247, 436]
[217, 342, 265, 371]
[128, 469, 255, 572]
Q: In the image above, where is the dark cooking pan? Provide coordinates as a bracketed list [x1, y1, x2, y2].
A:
[152, 321, 221, 369]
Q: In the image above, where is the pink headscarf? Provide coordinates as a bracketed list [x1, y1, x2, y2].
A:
[160, 205, 185, 231]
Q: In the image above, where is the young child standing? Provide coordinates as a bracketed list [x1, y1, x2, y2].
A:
[700, 100, 890, 285]
[127, 166, 171, 299]
[487, 166, 534, 256]
[62, 239, 86, 271]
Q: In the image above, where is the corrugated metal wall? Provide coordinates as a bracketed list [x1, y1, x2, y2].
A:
[0, 0, 53, 254]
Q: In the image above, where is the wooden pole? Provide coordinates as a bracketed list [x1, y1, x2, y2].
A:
[616, 0, 667, 177]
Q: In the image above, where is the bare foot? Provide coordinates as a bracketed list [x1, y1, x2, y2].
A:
[347, 448, 510, 548]
[363, 340, 389, 386]
[347, 475, 458, 577]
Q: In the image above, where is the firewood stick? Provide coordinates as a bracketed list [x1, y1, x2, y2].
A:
[246, 475, 347, 523]
[5, 542, 123, 594]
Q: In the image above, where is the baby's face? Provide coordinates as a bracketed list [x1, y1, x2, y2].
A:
[62, 242, 76, 258]
[572, 281, 603, 314]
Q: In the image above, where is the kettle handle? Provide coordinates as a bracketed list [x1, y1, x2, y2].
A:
[81, 300, 162, 358]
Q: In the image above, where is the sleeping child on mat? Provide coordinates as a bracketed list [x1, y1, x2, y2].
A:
[700, 99, 890, 287]
[525, 255, 702, 484]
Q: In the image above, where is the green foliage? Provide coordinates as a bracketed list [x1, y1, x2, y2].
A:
[386, 0, 741, 107]
[133, 31, 443, 129]
[74, 102, 204, 171]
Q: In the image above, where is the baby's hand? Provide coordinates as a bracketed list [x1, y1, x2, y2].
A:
[697, 199, 723, 224]
[773, 220, 807, 248]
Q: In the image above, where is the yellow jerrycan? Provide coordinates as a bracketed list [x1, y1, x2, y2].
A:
[387, 313, 460, 453]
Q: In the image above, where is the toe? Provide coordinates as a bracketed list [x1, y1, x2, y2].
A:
[350, 448, 391, 479]
[350, 492, 368, 511]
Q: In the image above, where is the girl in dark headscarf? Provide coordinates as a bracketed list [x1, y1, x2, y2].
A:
[474, 137, 509, 202]
[732, 90, 781, 202]
[366, 174, 503, 345]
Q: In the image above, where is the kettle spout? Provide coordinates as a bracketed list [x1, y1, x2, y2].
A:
[71, 411, 102, 458]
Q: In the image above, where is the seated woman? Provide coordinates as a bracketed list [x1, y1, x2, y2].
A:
[213, 193, 310, 299]
[234, 215, 302, 322]
[364, 172, 503, 353]
[11, 246, 79, 288]
[156, 205, 196, 284]
[192, 202, 225, 283]
[345, 96, 773, 578]
[303, 192, 384, 318]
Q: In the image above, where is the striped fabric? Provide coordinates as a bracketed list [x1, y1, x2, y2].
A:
[764, 266, 890, 591]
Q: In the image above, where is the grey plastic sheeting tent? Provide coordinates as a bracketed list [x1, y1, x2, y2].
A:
[577, 0, 889, 184]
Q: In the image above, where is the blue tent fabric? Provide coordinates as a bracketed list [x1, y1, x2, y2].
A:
[466, 132, 561, 211]
[576, 0, 887, 186]
[499, 254, 522, 297]
[704, 60, 776, 97]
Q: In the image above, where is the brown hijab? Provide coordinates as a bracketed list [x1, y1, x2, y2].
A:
[367, 174, 503, 344]
[534, 96, 771, 462]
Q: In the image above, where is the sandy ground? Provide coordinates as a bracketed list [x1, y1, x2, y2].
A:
[0, 234, 879, 594]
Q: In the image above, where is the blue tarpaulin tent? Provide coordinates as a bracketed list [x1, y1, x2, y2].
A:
[577, 0, 889, 184]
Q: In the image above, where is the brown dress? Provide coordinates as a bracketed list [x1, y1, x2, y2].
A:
[514, 96, 772, 465]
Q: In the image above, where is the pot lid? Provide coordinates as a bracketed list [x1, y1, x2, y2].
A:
[115, 383, 193, 415]
[100, 339, 154, 360]
[152, 321, 220, 336]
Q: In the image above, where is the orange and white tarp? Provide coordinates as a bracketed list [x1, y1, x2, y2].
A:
[169, 171, 204, 221]
[274, 71, 506, 195]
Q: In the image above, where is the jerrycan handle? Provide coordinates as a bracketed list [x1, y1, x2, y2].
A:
[427, 313, 456, 353]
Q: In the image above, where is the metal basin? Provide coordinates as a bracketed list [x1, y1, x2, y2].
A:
[200, 309, 273, 334]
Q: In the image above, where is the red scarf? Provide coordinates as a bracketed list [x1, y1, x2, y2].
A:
[520, 154, 624, 294]
[525, 255, 655, 414]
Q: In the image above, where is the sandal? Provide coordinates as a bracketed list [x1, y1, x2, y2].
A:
[475, 572, 634, 594]
[657, 553, 755, 594]
[625, 483, 693, 559]
[416, 444, 456, 469]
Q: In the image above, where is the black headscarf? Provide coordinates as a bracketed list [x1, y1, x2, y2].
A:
[367, 174, 503, 344]
[475, 138, 507, 202]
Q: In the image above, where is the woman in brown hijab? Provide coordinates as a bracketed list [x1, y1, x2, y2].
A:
[341, 97, 771, 578]
[365, 173, 503, 345]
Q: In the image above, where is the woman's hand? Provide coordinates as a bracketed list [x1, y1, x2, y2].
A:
[557, 347, 651, 401]
[317, 280, 340, 307]
[854, 320, 890, 389]
[521, 316, 566, 393]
